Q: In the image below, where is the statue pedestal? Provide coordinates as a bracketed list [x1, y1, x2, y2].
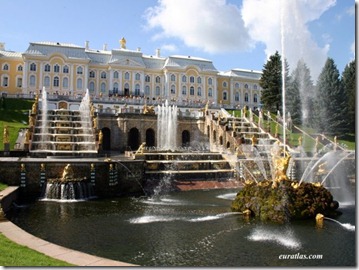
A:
[3, 143, 10, 152]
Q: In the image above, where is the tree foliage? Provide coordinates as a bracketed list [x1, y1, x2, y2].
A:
[341, 60, 355, 134]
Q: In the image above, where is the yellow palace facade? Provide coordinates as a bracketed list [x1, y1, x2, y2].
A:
[0, 39, 262, 109]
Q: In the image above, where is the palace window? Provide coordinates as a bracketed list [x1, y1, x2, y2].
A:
[54, 64, 60, 73]
[135, 84, 140, 96]
[113, 71, 119, 79]
[208, 88, 213, 97]
[113, 83, 119, 94]
[2, 76, 8, 87]
[197, 77, 202, 84]
[197, 87, 202, 96]
[155, 86, 160, 96]
[208, 78, 213, 85]
[223, 91, 227, 100]
[63, 65, 69, 73]
[89, 70, 95, 78]
[145, 85, 150, 96]
[223, 81, 227, 88]
[89, 81, 95, 92]
[244, 84, 249, 89]
[101, 71, 107, 79]
[171, 85, 176, 94]
[44, 76, 50, 87]
[182, 86, 187, 95]
[77, 66, 83, 75]
[101, 82, 106, 92]
[190, 76, 195, 83]
[44, 64, 51, 72]
[30, 63, 37, 71]
[171, 74, 176, 82]
[124, 72, 130, 80]
[77, 78, 83, 89]
[29, 75, 36, 86]
[63, 77, 69, 88]
[53, 76, 59, 87]
[17, 77, 22, 88]
[155, 76, 161, 83]
[17, 65, 23, 72]
[245, 93, 249, 102]
[253, 93, 258, 103]
[253, 84, 258, 90]
[190, 86, 194, 95]
[182, 75, 187, 83]
[135, 73, 141, 81]
[235, 82, 240, 88]
[235, 92, 240, 102]
[2, 64, 9, 71]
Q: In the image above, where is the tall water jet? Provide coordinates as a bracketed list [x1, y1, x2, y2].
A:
[79, 89, 94, 150]
[40, 86, 48, 149]
[157, 100, 177, 150]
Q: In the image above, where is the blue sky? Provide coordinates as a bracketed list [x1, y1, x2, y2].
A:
[0, 0, 355, 80]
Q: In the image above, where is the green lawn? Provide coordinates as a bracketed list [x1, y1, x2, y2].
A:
[0, 98, 33, 151]
[0, 182, 7, 192]
[0, 233, 73, 266]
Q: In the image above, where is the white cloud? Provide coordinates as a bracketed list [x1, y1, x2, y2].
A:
[241, 0, 336, 80]
[144, 0, 254, 53]
[161, 43, 177, 52]
[350, 41, 355, 58]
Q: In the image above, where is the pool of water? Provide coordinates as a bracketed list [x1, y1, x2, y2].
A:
[9, 189, 356, 267]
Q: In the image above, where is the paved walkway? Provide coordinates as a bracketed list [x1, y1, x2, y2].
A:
[0, 220, 136, 266]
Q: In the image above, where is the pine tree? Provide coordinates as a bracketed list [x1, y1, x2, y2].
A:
[260, 51, 282, 112]
[316, 58, 347, 134]
[341, 60, 355, 134]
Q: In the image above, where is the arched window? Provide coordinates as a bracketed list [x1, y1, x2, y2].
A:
[235, 92, 240, 102]
[101, 71, 106, 79]
[44, 76, 50, 87]
[155, 86, 160, 96]
[155, 76, 161, 83]
[54, 64, 60, 73]
[63, 65, 69, 73]
[223, 91, 227, 100]
[253, 84, 258, 90]
[171, 85, 176, 94]
[2, 64, 9, 71]
[29, 75, 36, 86]
[77, 66, 83, 74]
[63, 77, 69, 88]
[223, 81, 227, 88]
[190, 76, 195, 83]
[16, 77, 22, 88]
[190, 86, 194, 95]
[253, 93, 258, 103]
[54, 76, 60, 87]
[145, 85, 150, 96]
[197, 87, 202, 96]
[44, 64, 51, 72]
[89, 70, 95, 78]
[208, 88, 213, 97]
[208, 77, 213, 85]
[145, 75, 150, 82]
[30, 63, 37, 71]
[89, 81, 95, 92]
[244, 84, 249, 89]
[135, 84, 140, 96]
[2, 76, 8, 87]
[135, 73, 141, 81]
[182, 75, 187, 83]
[17, 65, 23, 72]
[124, 72, 130, 80]
[235, 82, 240, 88]
[171, 74, 176, 82]
[182, 86, 187, 95]
[101, 82, 106, 92]
[245, 93, 249, 102]
[113, 71, 119, 79]
[113, 82, 119, 94]
[77, 78, 83, 89]
[197, 77, 202, 84]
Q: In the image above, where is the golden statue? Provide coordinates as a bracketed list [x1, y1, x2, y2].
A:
[20, 163, 26, 172]
[98, 130, 103, 144]
[120, 37, 126, 49]
[93, 117, 98, 129]
[29, 115, 35, 127]
[251, 135, 257, 147]
[272, 147, 291, 183]
[333, 136, 338, 151]
[135, 142, 146, 155]
[315, 213, 324, 228]
[316, 162, 327, 175]
[143, 104, 155, 115]
[90, 163, 95, 171]
[61, 164, 74, 181]
[3, 126, 9, 144]
[31, 102, 37, 114]
[298, 136, 302, 146]
[40, 163, 46, 172]
[24, 129, 30, 144]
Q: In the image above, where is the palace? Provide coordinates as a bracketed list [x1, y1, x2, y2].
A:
[0, 38, 262, 109]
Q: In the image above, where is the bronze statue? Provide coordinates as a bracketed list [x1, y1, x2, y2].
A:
[135, 142, 146, 155]
[61, 164, 74, 181]
[98, 130, 103, 144]
[143, 104, 155, 115]
[3, 126, 9, 144]
[272, 145, 291, 183]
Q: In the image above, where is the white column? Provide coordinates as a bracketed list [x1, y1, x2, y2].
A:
[84, 65, 88, 91]
[69, 64, 74, 92]
[22, 62, 28, 93]
[39, 62, 43, 90]
[109, 68, 113, 93]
